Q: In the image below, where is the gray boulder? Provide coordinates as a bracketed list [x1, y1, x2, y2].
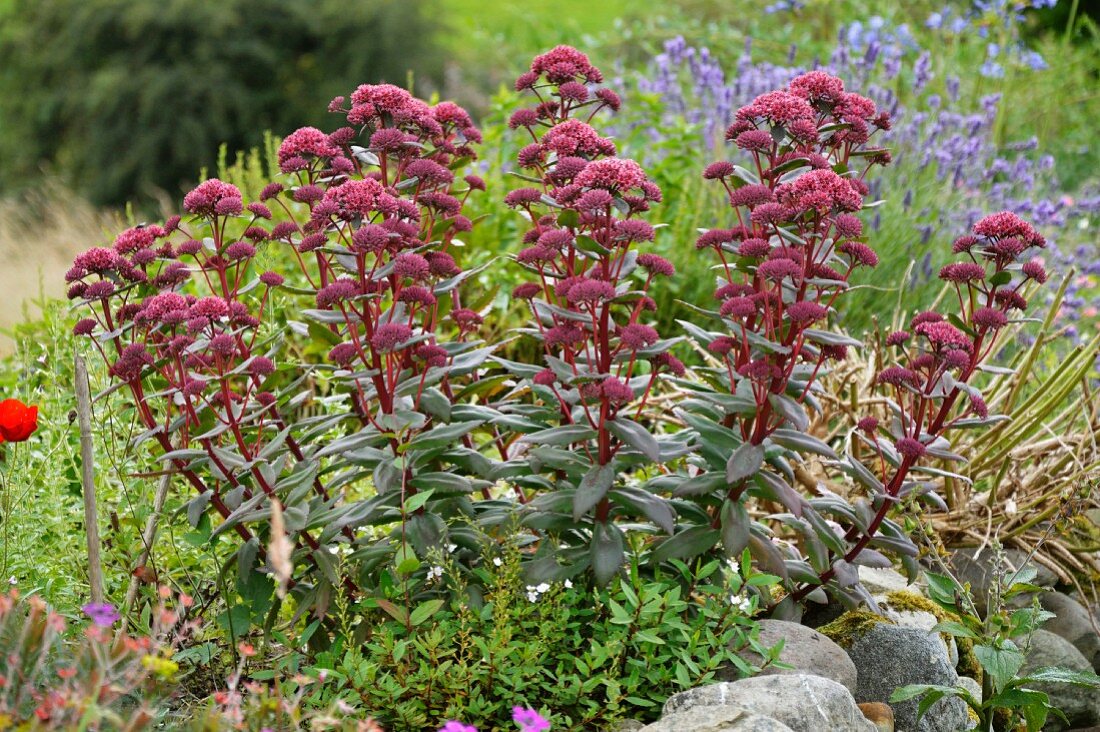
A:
[724, 619, 859, 694]
[1041, 592, 1100, 672]
[639, 705, 794, 732]
[876, 594, 958, 666]
[948, 547, 1057, 614]
[1022, 629, 1100, 731]
[844, 623, 969, 732]
[663, 674, 877, 732]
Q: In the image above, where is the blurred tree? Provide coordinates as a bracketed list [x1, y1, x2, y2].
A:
[0, 0, 443, 207]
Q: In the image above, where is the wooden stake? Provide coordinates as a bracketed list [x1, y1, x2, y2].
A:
[75, 354, 105, 604]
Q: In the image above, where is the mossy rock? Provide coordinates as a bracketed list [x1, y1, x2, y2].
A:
[816, 610, 895, 649]
[882, 590, 982, 683]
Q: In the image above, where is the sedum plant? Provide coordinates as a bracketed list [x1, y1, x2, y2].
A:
[66, 83, 502, 633]
[496, 47, 685, 584]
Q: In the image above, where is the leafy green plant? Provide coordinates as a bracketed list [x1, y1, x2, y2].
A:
[310, 544, 777, 731]
[891, 543, 1100, 732]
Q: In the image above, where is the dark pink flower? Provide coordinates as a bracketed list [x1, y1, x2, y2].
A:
[574, 158, 646, 191]
[786, 301, 828, 324]
[600, 377, 634, 404]
[636, 253, 674, 276]
[939, 262, 986, 283]
[619, 324, 659, 350]
[789, 70, 845, 103]
[183, 179, 242, 217]
[896, 437, 926, 459]
[972, 307, 1007, 330]
[371, 323, 413, 352]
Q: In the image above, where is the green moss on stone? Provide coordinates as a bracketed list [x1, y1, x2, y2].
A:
[817, 610, 896, 648]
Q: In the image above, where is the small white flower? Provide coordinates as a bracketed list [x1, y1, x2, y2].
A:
[427, 565, 444, 581]
[525, 585, 540, 602]
[1005, 498, 1018, 515]
[7, 576, 15, 586]
[535, 582, 551, 593]
[492, 557, 503, 567]
[563, 579, 573, 589]
[730, 593, 753, 613]
[446, 543, 458, 553]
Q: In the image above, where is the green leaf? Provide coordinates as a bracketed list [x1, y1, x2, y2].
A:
[519, 424, 597, 447]
[931, 620, 979, 639]
[726, 443, 764, 483]
[607, 417, 661, 461]
[1022, 666, 1100, 687]
[651, 526, 720, 564]
[375, 599, 409, 626]
[923, 571, 961, 607]
[409, 599, 444, 627]
[405, 420, 485, 451]
[768, 429, 837, 459]
[719, 499, 751, 556]
[402, 489, 435, 513]
[591, 522, 624, 585]
[573, 463, 616, 520]
[394, 543, 420, 575]
[974, 643, 1026, 693]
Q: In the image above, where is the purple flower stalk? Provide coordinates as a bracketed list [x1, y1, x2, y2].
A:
[513, 707, 550, 732]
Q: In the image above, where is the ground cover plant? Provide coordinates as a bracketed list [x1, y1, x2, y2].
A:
[0, 1, 1097, 729]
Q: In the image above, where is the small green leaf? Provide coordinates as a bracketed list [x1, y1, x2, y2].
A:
[409, 599, 444, 627]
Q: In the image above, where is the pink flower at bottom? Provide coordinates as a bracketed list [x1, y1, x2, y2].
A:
[439, 723, 477, 732]
[513, 707, 550, 732]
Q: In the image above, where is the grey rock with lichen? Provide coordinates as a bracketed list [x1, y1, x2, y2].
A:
[723, 619, 859, 694]
[638, 705, 794, 732]
[662, 674, 877, 731]
[844, 623, 969, 732]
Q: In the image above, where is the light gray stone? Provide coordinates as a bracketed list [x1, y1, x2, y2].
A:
[1041, 591, 1100, 672]
[876, 595, 959, 666]
[858, 566, 915, 596]
[957, 675, 982, 704]
[1022, 629, 1100, 731]
[724, 619, 859, 694]
[639, 705, 793, 732]
[844, 623, 969, 732]
[663, 674, 877, 732]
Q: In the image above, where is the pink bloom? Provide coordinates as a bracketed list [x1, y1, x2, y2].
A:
[278, 127, 339, 172]
[600, 377, 634, 404]
[939, 262, 986, 283]
[619, 324, 659, 350]
[371, 323, 413, 352]
[183, 179, 242, 217]
[574, 158, 646, 192]
[736, 90, 815, 125]
[789, 70, 845, 103]
[896, 437, 926, 459]
[973, 210, 1044, 247]
[323, 178, 386, 220]
[637, 253, 674, 276]
[542, 119, 615, 158]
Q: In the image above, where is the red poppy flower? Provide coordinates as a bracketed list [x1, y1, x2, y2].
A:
[0, 399, 39, 443]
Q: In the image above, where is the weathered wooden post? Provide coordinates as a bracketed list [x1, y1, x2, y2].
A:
[75, 354, 105, 604]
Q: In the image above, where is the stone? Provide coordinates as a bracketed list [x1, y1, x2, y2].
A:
[1041, 591, 1100, 671]
[638, 705, 793, 732]
[1022, 629, 1100, 731]
[957, 675, 981, 704]
[723, 619, 859, 694]
[876, 593, 958, 666]
[857, 702, 894, 732]
[663, 674, 878, 732]
[947, 547, 1057, 614]
[858, 566, 915, 596]
[842, 621, 969, 732]
[613, 722, 646, 732]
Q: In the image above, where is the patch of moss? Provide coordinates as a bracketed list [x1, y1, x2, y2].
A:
[817, 610, 896, 649]
[882, 590, 982, 683]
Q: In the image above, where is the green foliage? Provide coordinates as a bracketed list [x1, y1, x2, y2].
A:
[892, 546, 1100, 732]
[306, 546, 776, 731]
[0, 0, 444, 206]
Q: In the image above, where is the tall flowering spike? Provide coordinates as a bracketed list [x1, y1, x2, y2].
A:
[504, 47, 675, 585]
[783, 213, 1047, 606]
[679, 70, 892, 596]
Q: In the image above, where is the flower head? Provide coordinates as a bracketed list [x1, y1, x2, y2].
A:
[81, 602, 120, 628]
[512, 706, 551, 732]
[0, 399, 38, 443]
